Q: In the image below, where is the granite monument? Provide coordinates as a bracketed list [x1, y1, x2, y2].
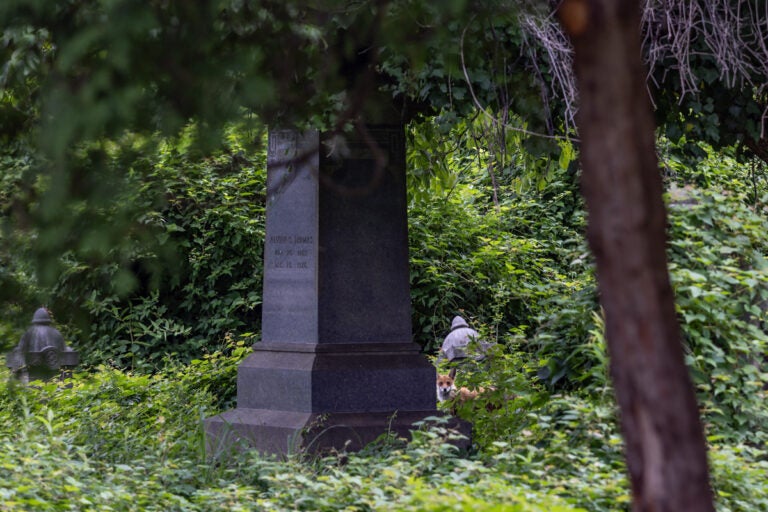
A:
[205, 124, 444, 455]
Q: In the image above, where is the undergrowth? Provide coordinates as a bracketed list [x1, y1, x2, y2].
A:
[1, 339, 766, 511]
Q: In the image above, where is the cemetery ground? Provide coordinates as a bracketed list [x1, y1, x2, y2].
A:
[2, 118, 768, 511]
[0, 340, 766, 511]
[5, 2, 768, 509]
[2, 137, 768, 509]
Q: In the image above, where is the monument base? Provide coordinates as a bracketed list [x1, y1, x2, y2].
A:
[235, 342, 439, 412]
[205, 408, 470, 457]
[203, 342, 472, 457]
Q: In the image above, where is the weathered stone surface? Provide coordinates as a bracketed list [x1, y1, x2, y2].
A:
[5, 308, 79, 383]
[206, 408, 467, 457]
[261, 130, 320, 344]
[236, 342, 435, 413]
[317, 127, 411, 344]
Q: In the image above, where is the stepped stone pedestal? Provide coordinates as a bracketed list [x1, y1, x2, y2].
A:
[205, 126, 458, 456]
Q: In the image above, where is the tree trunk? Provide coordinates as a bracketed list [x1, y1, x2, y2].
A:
[557, 1, 715, 510]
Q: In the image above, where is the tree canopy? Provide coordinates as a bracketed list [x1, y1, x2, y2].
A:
[2, 1, 767, 269]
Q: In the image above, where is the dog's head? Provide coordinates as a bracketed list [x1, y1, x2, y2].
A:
[436, 368, 457, 402]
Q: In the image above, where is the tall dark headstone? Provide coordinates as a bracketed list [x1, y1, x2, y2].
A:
[205, 125, 440, 456]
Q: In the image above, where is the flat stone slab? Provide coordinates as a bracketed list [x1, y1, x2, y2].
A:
[235, 342, 436, 413]
[206, 408, 470, 457]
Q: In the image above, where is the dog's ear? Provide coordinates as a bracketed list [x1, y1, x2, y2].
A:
[449, 367, 457, 380]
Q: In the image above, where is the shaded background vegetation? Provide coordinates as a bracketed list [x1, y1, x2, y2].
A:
[2, 114, 768, 509]
[2, 0, 768, 509]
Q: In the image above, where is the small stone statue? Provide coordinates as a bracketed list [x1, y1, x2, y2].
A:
[6, 308, 79, 383]
[438, 315, 492, 362]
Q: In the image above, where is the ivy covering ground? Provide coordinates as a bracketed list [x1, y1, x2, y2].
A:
[0, 343, 765, 511]
[1, 121, 768, 509]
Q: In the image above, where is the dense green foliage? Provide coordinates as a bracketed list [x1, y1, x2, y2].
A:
[1, 343, 766, 511]
[1, 105, 767, 508]
[2, 124, 266, 369]
[3, 1, 768, 509]
[3, 115, 768, 509]
[0, 356, 583, 511]
[408, 120, 585, 350]
[56, 126, 266, 368]
[668, 189, 768, 440]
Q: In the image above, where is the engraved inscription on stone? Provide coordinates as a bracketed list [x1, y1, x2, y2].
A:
[262, 130, 319, 343]
[268, 235, 314, 270]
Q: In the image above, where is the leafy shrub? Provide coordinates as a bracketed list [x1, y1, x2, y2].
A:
[180, 334, 254, 411]
[442, 359, 768, 512]
[41, 123, 268, 368]
[2, 339, 767, 511]
[408, 174, 588, 354]
[0, 359, 585, 512]
[435, 340, 550, 446]
[662, 140, 768, 207]
[528, 281, 600, 390]
[435, 337, 630, 511]
[521, 165, 768, 412]
[667, 188, 768, 440]
[709, 444, 768, 511]
[0, 141, 45, 352]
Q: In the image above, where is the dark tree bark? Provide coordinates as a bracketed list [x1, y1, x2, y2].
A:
[557, 1, 715, 510]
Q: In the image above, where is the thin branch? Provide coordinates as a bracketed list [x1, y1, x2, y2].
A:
[525, 0, 768, 139]
[460, 19, 579, 143]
